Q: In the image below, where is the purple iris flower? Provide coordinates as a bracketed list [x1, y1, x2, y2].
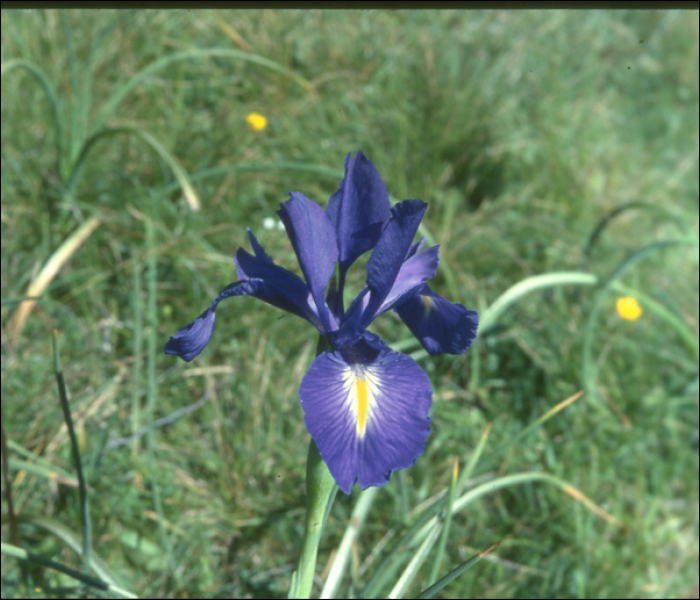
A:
[165, 151, 478, 494]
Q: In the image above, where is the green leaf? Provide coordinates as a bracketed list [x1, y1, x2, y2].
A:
[18, 516, 121, 587]
[119, 529, 169, 572]
[415, 541, 502, 599]
[67, 127, 201, 211]
[95, 48, 311, 132]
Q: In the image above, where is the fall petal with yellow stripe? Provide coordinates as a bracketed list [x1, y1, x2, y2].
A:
[299, 333, 432, 494]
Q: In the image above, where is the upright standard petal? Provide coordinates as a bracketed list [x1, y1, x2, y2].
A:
[332, 245, 440, 347]
[299, 334, 432, 494]
[371, 245, 440, 318]
[394, 284, 479, 355]
[278, 192, 338, 333]
[364, 200, 427, 315]
[326, 151, 392, 278]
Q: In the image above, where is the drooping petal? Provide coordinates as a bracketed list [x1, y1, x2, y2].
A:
[165, 281, 252, 361]
[278, 192, 338, 333]
[244, 227, 274, 264]
[235, 235, 324, 331]
[364, 200, 427, 319]
[299, 333, 432, 494]
[394, 284, 479, 355]
[326, 151, 392, 277]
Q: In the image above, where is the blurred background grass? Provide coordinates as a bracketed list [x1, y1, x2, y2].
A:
[1, 8, 698, 599]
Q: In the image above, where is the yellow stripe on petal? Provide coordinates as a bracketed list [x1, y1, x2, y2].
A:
[422, 295, 432, 312]
[345, 369, 379, 439]
[356, 377, 368, 437]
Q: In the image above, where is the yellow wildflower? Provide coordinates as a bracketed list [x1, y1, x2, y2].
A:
[616, 296, 642, 321]
[246, 112, 267, 131]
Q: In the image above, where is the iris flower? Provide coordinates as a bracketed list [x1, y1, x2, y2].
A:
[165, 151, 478, 494]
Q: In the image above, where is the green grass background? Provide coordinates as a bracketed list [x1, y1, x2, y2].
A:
[1, 8, 698, 599]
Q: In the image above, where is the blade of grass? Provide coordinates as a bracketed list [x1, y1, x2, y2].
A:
[53, 329, 92, 572]
[1, 59, 65, 179]
[427, 457, 459, 586]
[59, 12, 83, 166]
[362, 500, 448, 599]
[388, 523, 441, 599]
[1, 542, 136, 599]
[8, 458, 80, 488]
[1, 296, 42, 307]
[480, 272, 599, 332]
[604, 239, 698, 287]
[360, 425, 490, 599]
[405, 469, 622, 568]
[610, 281, 699, 362]
[1, 412, 22, 582]
[415, 541, 502, 600]
[9, 217, 100, 345]
[144, 218, 174, 575]
[582, 201, 687, 263]
[131, 257, 144, 453]
[456, 422, 492, 492]
[320, 486, 379, 599]
[582, 238, 699, 409]
[19, 515, 121, 587]
[363, 392, 587, 598]
[67, 127, 200, 211]
[487, 391, 585, 463]
[158, 162, 345, 200]
[452, 471, 622, 528]
[94, 48, 312, 132]
[287, 571, 298, 600]
[6, 439, 81, 483]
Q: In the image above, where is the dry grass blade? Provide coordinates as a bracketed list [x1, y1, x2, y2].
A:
[10, 216, 101, 345]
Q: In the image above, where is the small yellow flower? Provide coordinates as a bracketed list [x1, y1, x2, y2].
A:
[616, 296, 643, 321]
[246, 112, 267, 131]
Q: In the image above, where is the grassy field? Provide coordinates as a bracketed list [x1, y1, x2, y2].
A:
[1, 9, 698, 599]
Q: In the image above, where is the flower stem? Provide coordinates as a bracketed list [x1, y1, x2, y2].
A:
[291, 335, 338, 599]
[293, 439, 337, 598]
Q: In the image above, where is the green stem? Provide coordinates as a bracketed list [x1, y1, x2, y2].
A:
[294, 440, 337, 598]
[291, 335, 338, 599]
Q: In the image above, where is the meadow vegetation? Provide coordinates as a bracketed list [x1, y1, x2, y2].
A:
[1, 9, 698, 599]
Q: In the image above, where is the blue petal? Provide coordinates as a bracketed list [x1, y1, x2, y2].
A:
[336, 244, 439, 343]
[244, 227, 275, 264]
[165, 281, 251, 361]
[372, 245, 440, 318]
[326, 151, 392, 278]
[278, 193, 338, 333]
[235, 234, 325, 331]
[299, 333, 432, 494]
[405, 236, 427, 260]
[394, 284, 479, 355]
[363, 200, 427, 320]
